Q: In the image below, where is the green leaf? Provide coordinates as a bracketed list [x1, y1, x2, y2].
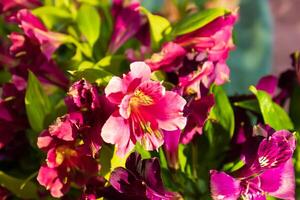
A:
[289, 86, 300, 130]
[250, 86, 294, 130]
[140, 7, 171, 50]
[210, 85, 235, 137]
[96, 55, 125, 75]
[134, 143, 151, 159]
[25, 71, 52, 132]
[76, 4, 101, 47]
[0, 171, 38, 199]
[0, 70, 11, 84]
[234, 99, 260, 113]
[70, 65, 113, 86]
[151, 70, 166, 82]
[172, 8, 227, 36]
[32, 6, 73, 29]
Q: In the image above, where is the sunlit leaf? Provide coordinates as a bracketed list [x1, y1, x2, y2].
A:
[77, 4, 101, 47]
[25, 71, 52, 133]
[140, 7, 171, 50]
[172, 8, 227, 36]
[250, 86, 294, 130]
[0, 171, 38, 199]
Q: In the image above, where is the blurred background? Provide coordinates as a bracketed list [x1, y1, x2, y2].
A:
[142, 0, 300, 94]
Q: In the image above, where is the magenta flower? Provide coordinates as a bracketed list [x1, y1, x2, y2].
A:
[146, 12, 237, 96]
[65, 79, 101, 112]
[36, 80, 114, 197]
[145, 42, 186, 72]
[210, 129, 296, 200]
[108, 0, 143, 53]
[12, 9, 66, 60]
[0, 0, 41, 16]
[108, 152, 180, 200]
[163, 129, 181, 169]
[181, 94, 215, 144]
[8, 31, 69, 88]
[0, 75, 28, 149]
[101, 62, 187, 156]
[37, 120, 100, 198]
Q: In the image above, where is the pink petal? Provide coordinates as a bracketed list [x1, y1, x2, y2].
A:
[101, 111, 134, 157]
[214, 62, 230, 85]
[129, 62, 151, 82]
[145, 91, 187, 131]
[261, 159, 295, 200]
[37, 130, 54, 151]
[210, 170, 240, 200]
[105, 76, 126, 104]
[256, 75, 278, 96]
[37, 165, 69, 198]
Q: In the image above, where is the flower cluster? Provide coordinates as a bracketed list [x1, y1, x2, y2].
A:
[211, 127, 296, 199]
[0, 0, 299, 200]
[36, 80, 104, 197]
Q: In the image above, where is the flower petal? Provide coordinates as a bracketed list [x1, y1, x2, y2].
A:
[261, 159, 295, 200]
[147, 91, 187, 131]
[101, 111, 134, 157]
[210, 170, 240, 200]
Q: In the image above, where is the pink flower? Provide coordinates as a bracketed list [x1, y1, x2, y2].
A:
[101, 62, 187, 156]
[13, 9, 67, 60]
[145, 42, 186, 72]
[146, 12, 237, 96]
[210, 130, 296, 200]
[0, 0, 41, 16]
[65, 79, 101, 112]
[8, 32, 69, 89]
[108, 0, 143, 53]
[37, 120, 100, 198]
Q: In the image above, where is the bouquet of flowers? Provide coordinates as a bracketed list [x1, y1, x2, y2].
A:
[0, 0, 299, 199]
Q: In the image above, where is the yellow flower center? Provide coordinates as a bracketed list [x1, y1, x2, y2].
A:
[130, 89, 153, 107]
[55, 146, 77, 166]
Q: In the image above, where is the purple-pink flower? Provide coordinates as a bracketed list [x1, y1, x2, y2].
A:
[5, 9, 69, 88]
[0, 75, 28, 149]
[37, 113, 100, 198]
[0, 0, 41, 17]
[146, 12, 237, 96]
[108, 152, 180, 200]
[37, 80, 110, 198]
[101, 62, 187, 156]
[65, 79, 101, 112]
[210, 129, 296, 200]
[12, 9, 66, 60]
[108, 0, 143, 53]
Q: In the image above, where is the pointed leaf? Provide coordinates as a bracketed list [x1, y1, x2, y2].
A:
[172, 8, 227, 36]
[77, 4, 101, 47]
[250, 86, 294, 130]
[25, 71, 52, 132]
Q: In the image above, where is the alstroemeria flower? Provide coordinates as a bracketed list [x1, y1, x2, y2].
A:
[145, 42, 186, 72]
[108, 0, 143, 53]
[101, 62, 187, 156]
[36, 80, 114, 198]
[0, 0, 41, 16]
[210, 129, 296, 200]
[8, 32, 69, 88]
[146, 12, 237, 96]
[181, 94, 215, 144]
[109, 152, 180, 200]
[0, 75, 28, 149]
[37, 124, 100, 198]
[12, 9, 67, 60]
[65, 79, 100, 112]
